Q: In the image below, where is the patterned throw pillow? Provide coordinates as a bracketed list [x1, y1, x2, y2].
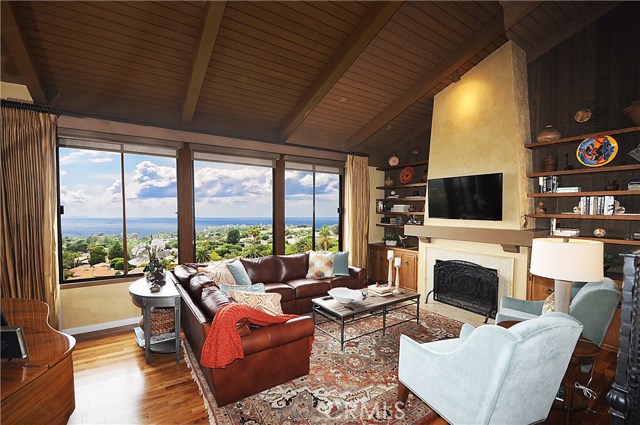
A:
[542, 292, 555, 313]
[198, 263, 237, 286]
[306, 251, 336, 278]
[219, 282, 265, 297]
[230, 291, 284, 316]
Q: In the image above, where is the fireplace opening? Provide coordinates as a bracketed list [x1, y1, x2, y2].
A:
[427, 260, 498, 323]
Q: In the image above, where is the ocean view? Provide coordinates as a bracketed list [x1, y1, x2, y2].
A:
[61, 216, 339, 237]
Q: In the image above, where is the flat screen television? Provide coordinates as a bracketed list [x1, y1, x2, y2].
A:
[427, 172, 503, 221]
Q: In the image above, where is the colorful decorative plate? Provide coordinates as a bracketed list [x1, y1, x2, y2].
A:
[576, 135, 618, 167]
[399, 166, 414, 184]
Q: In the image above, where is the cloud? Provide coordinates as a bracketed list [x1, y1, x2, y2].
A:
[125, 161, 177, 199]
[59, 150, 115, 165]
[60, 186, 90, 204]
[89, 157, 114, 163]
[285, 170, 339, 195]
[195, 166, 272, 198]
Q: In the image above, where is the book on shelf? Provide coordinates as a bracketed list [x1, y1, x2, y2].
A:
[578, 195, 615, 215]
[556, 186, 581, 193]
[538, 176, 558, 193]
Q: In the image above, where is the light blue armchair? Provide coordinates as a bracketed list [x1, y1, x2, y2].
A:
[496, 278, 620, 346]
[398, 313, 583, 425]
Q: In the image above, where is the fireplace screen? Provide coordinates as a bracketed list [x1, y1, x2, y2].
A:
[429, 260, 498, 323]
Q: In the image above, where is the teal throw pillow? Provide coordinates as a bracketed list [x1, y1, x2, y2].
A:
[219, 282, 265, 297]
[226, 260, 252, 285]
[333, 251, 350, 276]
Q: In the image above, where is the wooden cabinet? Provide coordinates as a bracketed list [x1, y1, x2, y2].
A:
[526, 273, 621, 352]
[368, 244, 418, 291]
[525, 125, 640, 250]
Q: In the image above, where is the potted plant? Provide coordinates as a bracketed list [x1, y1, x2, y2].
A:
[383, 233, 398, 246]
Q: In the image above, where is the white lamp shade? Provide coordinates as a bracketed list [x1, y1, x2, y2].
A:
[387, 250, 394, 260]
[530, 238, 604, 282]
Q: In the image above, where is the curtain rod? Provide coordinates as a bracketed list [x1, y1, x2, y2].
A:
[1, 99, 51, 114]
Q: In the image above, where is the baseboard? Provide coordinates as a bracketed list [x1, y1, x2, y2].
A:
[63, 317, 140, 341]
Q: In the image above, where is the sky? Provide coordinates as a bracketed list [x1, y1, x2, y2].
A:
[59, 148, 339, 219]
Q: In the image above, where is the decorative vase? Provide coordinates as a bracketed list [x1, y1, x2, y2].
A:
[535, 202, 546, 214]
[536, 125, 561, 143]
[384, 176, 394, 187]
[385, 240, 397, 246]
[605, 180, 619, 191]
[623, 100, 640, 126]
[542, 153, 558, 172]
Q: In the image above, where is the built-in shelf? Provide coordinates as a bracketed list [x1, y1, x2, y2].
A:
[524, 126, 640, 148]
[376, 197, 426, 201]
[527, 213, 640, 221]
[528, 190, 640, 198]
[527, 164, 640, 178]
[376, 160, 429, 172]
[376, 183, 427, 190]
[376, 224, 405, 229]
[547, 235, 640, 246]
[377, 212, 424, 216]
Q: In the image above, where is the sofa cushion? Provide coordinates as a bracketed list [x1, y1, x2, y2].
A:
[287, 278, 331, 299]
[306, 251, 336, 278]
[226, 260, 253, 285]
[173, 264, 198, 285]
[200, 286, 233, 320]
[231, 291, 284, 316]
[240, 255, 278, 283]
[333, 251, 350, 276]
[189, 273, 217, 300]
[276, 253, 309, 282]
[198, 263, 237, 286]
[330, 275, 361, 290]
[220, 282, 265, 297]
[264, 283, 296, 302]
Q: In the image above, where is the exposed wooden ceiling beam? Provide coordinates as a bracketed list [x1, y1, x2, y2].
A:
[525, 1, 620, 63]
[501, 1, 543, 29]
[1, 1, 48, 104]
[346, 9, 506, 151]
[181, 1, 226, 124]
[278, 1, 403, 141]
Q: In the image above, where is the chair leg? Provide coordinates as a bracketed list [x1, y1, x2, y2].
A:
[397, 380, 410, 406]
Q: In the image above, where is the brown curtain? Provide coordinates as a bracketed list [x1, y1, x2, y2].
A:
[345, 154, 369, 269]
[1, 106, 60, 329]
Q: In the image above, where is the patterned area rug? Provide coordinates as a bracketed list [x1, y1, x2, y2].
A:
[182, 308, 463, 425]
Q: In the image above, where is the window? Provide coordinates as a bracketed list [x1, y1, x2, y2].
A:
[193, 158, 273, 263]
[58, 142, 177, 282]
[285, 164, 342, 254]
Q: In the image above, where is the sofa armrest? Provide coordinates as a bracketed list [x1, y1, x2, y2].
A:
[499, 296, 545, 316]
[241, 316, 314, 356]
[348, 267, 367, 288]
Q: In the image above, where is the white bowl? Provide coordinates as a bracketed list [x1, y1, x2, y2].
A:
[328, 287, 363, 304]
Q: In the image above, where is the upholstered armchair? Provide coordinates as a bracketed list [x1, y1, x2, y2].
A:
[398, 313, 583, 425]
[496, 278, 620, 347]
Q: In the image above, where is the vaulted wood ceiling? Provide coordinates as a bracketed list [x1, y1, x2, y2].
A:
[1, 1, 620, 163]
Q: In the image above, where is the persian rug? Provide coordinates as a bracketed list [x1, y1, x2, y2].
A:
[182, 308, 463, 425]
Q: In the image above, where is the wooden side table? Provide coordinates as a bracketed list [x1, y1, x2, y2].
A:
[129, 275, 181, 365]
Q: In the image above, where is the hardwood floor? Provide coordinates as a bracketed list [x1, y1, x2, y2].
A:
[68, 330, 615, 425]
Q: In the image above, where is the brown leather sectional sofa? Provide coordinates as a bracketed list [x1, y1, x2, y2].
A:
[172, 253, 366, 406]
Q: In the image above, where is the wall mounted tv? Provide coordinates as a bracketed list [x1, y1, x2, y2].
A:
[427, 172, 503, 221]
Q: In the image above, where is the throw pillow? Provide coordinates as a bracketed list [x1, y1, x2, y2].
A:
[198, 262, 237, 286]
[542, 292, 555, 313]
[226, 260, 252, 285]
[306, 250, 336, 278]
[219, 282, 265, 297]
[230, 291, 284, 316]
[333, 251, 350, 276]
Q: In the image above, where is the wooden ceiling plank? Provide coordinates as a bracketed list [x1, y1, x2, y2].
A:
[526, 1, 620, 63]
[181, 1, 227, 124]
[346, 9, 506, 150]
[501, 1, 544, 30]
[1, 2, 48, 103]
[277, 1, 403, 141]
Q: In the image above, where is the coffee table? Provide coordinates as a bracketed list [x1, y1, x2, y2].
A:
[312, 290, 420, 350]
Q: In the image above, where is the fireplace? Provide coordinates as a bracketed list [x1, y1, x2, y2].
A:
[428, 260, 498, 323]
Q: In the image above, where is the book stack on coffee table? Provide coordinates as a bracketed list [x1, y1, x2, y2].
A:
[367, 284, 394, 297]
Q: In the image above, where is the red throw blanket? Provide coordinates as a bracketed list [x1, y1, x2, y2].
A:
[201, 303, 299, 369]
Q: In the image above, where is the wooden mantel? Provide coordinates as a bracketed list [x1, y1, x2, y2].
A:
[404, 225, 548, 253]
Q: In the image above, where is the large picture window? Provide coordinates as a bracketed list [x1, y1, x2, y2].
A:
[285, 165, 341, 254]
[193, 158, 273, 263]
[58, 143, 177, 282]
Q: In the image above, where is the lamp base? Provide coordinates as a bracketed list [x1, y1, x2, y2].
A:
[554, 279, 572, 314]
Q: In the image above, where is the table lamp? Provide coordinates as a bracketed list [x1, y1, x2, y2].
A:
[530, 238, 604, 313]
